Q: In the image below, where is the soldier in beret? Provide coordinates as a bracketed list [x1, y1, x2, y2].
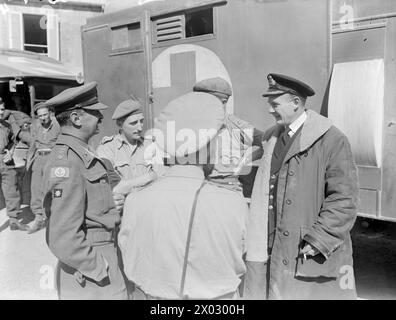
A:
[26, 102, 60, 234]
[244, 73, 358, 299]
[119, 92, 248, 299]
[41, 82, 127, 299]
[96, 96, 164, 196]
[193, 77, 263, 195]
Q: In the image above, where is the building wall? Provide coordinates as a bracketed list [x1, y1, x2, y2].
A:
[0, 0, 105, 77]
[332, 0, 396, 22]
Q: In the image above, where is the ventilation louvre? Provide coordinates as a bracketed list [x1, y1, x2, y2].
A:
[155, 15, 185, 43]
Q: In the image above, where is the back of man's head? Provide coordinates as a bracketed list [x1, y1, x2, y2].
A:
[154, 92, 225, 167]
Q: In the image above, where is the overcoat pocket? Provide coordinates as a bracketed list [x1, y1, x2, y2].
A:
[295, 227, 343, 278]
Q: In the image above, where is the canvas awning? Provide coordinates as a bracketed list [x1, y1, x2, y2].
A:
[0, 49, 77, 81]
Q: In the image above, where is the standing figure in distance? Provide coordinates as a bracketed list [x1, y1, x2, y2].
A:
[26, 102, 60, 234]
[0, 97, 27, 231]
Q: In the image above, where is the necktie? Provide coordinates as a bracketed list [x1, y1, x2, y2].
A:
[271, 127, 291, 174]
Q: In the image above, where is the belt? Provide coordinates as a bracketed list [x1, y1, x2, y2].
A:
[86, 228, 115, 245]
[135, 287, 239, 300]
[207, 176, 243, 192]
[208, 175, 240, 183]
[37, 150, 51, 156]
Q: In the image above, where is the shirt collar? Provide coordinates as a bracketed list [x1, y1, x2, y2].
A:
[165, 165, 205, 180]
[57, 133, 95, 168]
[288, 111, 307, 137]
[41, 119, 54, 131]
[115, 133, 142, 150]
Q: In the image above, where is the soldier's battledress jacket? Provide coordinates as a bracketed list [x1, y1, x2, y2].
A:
[42, 133, 122, 282]
[0, 119, 15, 156]
[211, 114, 256, 177]
[96, 133, 164, 180]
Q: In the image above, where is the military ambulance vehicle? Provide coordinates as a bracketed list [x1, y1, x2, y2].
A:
[81, 0, 396, 222]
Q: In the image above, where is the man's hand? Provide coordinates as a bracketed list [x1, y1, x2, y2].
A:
[113, 180, 132, 195]
[3, 149, 13, 164]
[300, 242, 320, 257]
[112, 192, 125, 213]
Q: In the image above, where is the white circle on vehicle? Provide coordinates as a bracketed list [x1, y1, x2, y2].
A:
[152, 44, 234, 114]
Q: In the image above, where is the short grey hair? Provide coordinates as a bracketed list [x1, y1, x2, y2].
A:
[56, 108, 84, 127]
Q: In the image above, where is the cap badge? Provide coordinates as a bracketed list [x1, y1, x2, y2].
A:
[267, 75, 277, 86]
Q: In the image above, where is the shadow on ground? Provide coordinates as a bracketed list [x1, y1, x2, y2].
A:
[352, 217, 396, 300]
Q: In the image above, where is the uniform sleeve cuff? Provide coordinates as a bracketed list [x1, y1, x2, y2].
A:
[303, 234, 331, 259]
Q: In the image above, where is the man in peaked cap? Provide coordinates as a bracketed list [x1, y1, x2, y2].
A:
[118, 92, 248, 299]
[96, 96, 164, 196]
[245, 73, 358, 300]
[193, 77, 264, 196]
[41, 82, 127, 299]
[26, 102, 60, 234]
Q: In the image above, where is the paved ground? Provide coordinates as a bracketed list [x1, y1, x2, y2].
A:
[1, 207, 395, 300]
[0, 206, 57, 300]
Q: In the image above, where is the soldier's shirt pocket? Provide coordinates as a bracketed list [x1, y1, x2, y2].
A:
[84, 168, 113, 214]
[295, 226, 345, 279]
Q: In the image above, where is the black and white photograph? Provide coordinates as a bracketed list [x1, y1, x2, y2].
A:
[0, 0, 396, 306]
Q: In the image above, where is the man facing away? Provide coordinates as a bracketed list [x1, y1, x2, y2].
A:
[118, 92, 248, 299]
[26, 102, 60, 234]
[244, 73, 359, 299]
[42, 82, 127, 299]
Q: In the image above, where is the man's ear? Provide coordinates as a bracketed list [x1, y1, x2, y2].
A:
[292, 96, 301, 111]
[69, 111, 82, 126]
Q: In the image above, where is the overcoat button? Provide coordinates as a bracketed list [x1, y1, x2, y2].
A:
[283, 231, 289, 236]
[283, 259, 288, 265]
[286, 199, 292, 205]
[289, 171, 294, 176]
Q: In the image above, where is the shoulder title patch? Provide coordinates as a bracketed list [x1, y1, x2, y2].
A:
[101, 135, 115, 144]
[51, 167, 70, 178]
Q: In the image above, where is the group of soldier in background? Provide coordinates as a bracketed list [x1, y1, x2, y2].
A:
[0, 73, 359, 300]
[0, 96, 59, 233]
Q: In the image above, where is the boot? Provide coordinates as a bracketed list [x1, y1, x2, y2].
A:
[9, 218, 29, 231]
[27, 216, 47, 234]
